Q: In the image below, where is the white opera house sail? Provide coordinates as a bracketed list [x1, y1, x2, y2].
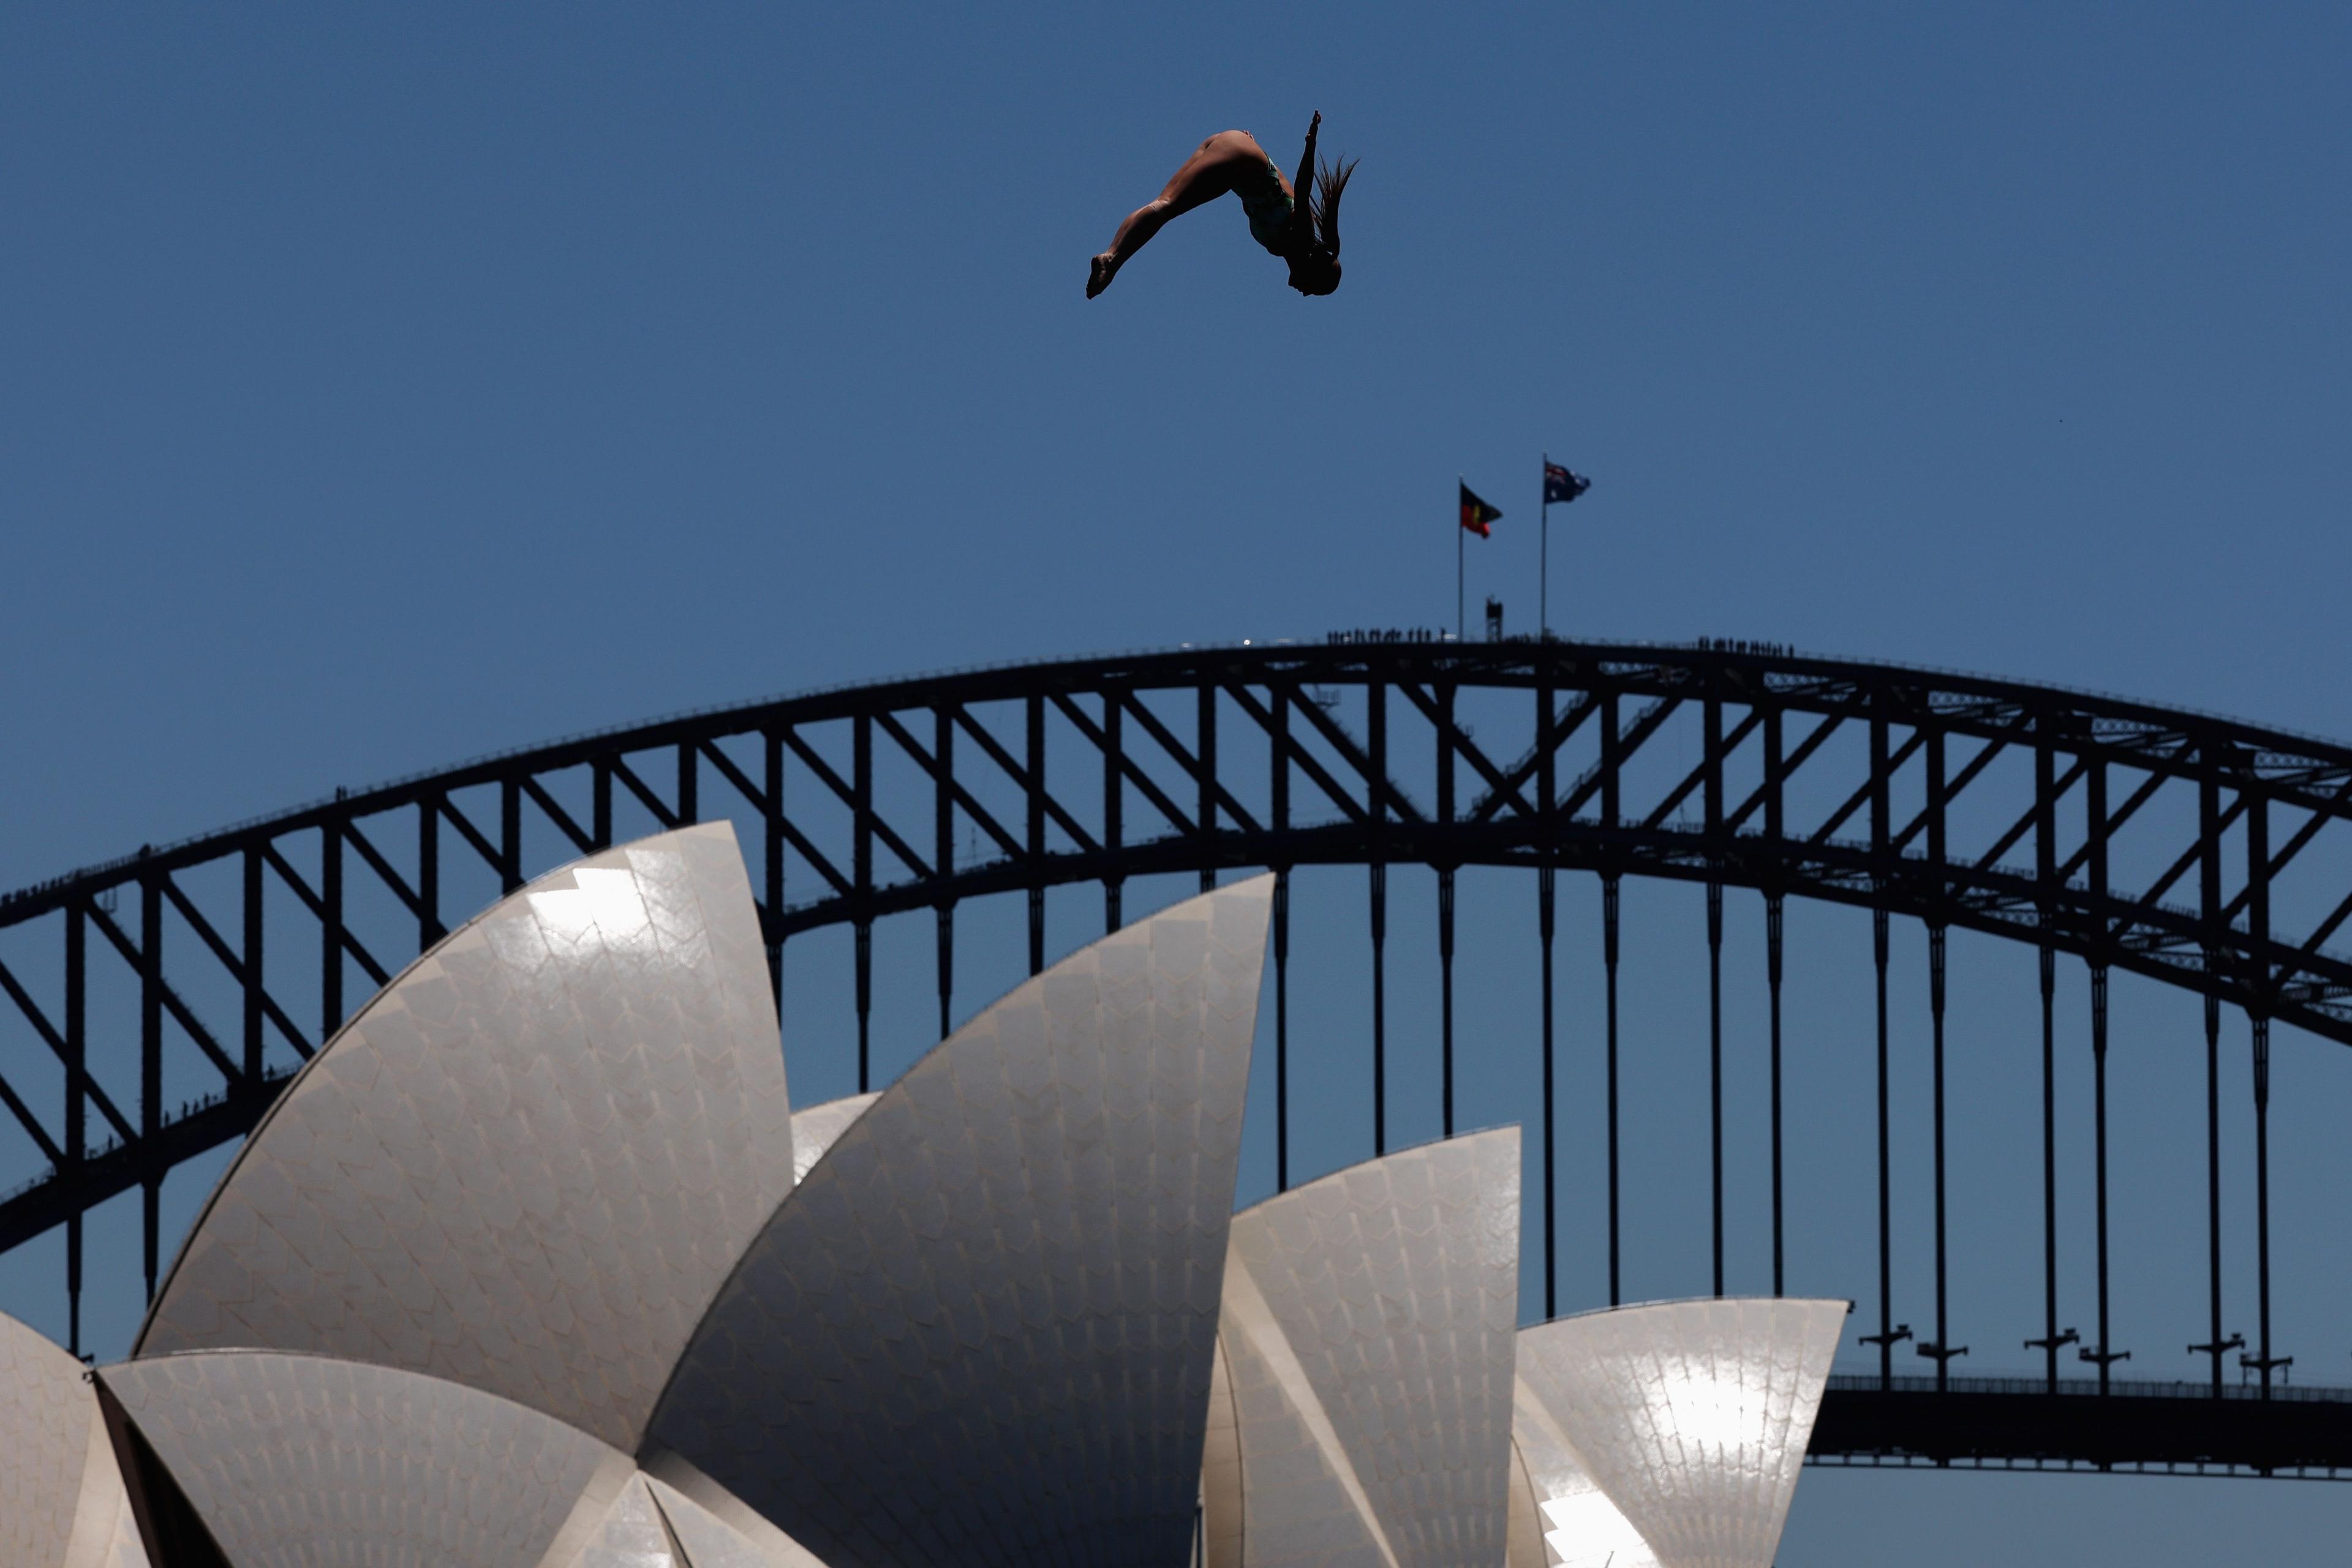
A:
[1202, 1129, 1523, 1568]
[0, 825, 1849, 1568]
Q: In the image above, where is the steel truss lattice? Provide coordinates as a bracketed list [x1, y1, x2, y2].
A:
[6, 638, 2350, 1476]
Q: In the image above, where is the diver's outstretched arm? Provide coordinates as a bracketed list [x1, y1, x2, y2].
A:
[1286, 111, 1321, 254]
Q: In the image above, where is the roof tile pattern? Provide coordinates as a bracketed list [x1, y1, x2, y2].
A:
[1197, 1339, 1246, 1568]
[1512, 1299, 1845, 1568]
[89, 1490, 148, 1568]
[1, 1310, 95, 1568]
[1, 1310, 148, 1568]
[137, 825, 794, 1452]
[650, 878, 1273, 1568]
[565, 1475, 680, 1568]
[1500, 1439, 1545, 1568]
[1219, 1131, 1521, 1568]
[102, 1351, 626, 1568]
[1507, 1374, 1656, 1568]
[644, 1473, 815, 1568]
[1209, 1273, 1392, 1568]
[788, 1093, 880, 1185]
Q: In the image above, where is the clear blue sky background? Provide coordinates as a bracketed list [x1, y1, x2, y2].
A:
[4, 5, 2350, 1562]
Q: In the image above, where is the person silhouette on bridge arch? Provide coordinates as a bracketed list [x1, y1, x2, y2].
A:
[1088, 113, 1354, 299]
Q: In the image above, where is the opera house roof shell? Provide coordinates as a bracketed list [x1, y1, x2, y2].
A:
[1, 1306, 147, 1568]
[1, 825, 1847, 1568]
[1510, 1298, 1845, 1568]
[1205, 1128, 1523, 1568]
[135, 827, 799, 1454]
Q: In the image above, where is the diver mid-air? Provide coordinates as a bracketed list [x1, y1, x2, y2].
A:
[1087, 111, 1354, 299]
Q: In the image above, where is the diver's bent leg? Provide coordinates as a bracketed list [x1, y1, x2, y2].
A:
[1108, 200, 1172, 265]
[1086, 137, 1250, 298]
[1089, 199, 1171, 297]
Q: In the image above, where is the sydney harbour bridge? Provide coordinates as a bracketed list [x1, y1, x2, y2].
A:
[4, 638, 2350, 1481]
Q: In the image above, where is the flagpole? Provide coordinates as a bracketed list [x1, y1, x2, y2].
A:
[1540, 451, 1550, 639]
[1457, 475, 1465, 643]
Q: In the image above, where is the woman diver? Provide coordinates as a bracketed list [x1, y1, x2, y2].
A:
[1087, 112, 1354, 299]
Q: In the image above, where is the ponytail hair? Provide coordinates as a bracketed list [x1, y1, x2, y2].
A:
[1311, 154, 1357, 257]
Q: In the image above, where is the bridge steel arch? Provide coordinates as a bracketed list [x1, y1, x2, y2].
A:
[5, 638, 2352, 1478]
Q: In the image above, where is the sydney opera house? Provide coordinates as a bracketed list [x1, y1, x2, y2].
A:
[4, 824, 1845, 1568]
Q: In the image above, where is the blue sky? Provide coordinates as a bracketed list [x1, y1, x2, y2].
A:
[4, 5, 2350, 1562]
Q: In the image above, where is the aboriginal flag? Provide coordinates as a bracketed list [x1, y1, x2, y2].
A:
[1460, 482, 1502, 538]
[1544, 462, 1591, 505]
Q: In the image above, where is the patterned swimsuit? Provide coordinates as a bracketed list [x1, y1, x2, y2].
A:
[1235, 155, 1294, 254]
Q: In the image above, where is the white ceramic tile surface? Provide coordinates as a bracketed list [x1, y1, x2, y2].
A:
[1513, 1298, 1846, 1568]
[1509, 1373, 1657, 1568]
[643, 1468, 821, 1568]
[103, 1350, 629, 1568]
[1, 1309, 149, 1568]
[1216, 1131, 1523, 1568]
[137, 826, 795, 1452]
[650, 878, 1273, 1568]
[788, 1093, 880, 1185]
[562, 1475, 679, 1568]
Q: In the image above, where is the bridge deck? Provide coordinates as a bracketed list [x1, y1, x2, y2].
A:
[1812, 1374, 2352, 1479]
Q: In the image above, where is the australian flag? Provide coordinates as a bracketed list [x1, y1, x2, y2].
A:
[1544, 461, 1591, 505]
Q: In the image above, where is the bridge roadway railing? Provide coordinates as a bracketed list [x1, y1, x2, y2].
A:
[6, 635, 2352, 1472]
[1814, 1373, 2352, 1479]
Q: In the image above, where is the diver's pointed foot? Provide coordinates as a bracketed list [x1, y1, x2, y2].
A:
[1087, 254, 1115, 298]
